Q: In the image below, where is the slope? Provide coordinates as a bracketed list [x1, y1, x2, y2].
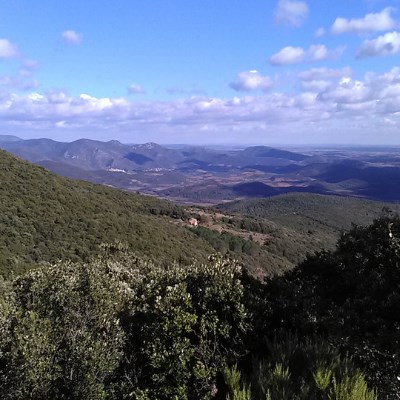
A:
[217, 192, 400, 267]
[0, 150, 214, 277]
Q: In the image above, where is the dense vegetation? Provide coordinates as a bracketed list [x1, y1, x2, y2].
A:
[0, 150, 214, 277]
[2, 216, 400, 398]
[218, 193, 400, 265]
[239, 213, 400, 399]
[1, 150, 400, 398]
[191, 226, 290, 276]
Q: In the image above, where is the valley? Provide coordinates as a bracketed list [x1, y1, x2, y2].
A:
[2, 135, 400, 205]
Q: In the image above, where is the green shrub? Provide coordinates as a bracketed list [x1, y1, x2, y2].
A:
[223, 335, 377, 400]
[0, 260, 125, 400]
[109, 252, 250, 399]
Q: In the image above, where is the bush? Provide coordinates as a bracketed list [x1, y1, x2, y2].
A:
[223, 335, 377, 400]
[108, 252, 249, 399]
[0, 250, 249, 400]
[0, 260, 125, 400]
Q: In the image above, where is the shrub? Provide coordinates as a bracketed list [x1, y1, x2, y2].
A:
[0, 260, 125, 400]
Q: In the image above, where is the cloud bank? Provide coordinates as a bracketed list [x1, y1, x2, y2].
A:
[1, 66, 400, 143]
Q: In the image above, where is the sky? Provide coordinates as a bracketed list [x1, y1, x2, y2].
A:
[1, 0, 400, 145]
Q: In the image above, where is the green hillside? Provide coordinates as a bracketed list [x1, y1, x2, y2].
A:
[0, 150, 214, 277]
[217, 193, 400, 266]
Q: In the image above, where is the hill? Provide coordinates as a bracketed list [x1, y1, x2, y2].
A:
[216, 193, 400, 267]
[3, 147, 400, 280]
[0, 134, 22, 142]
[0, 150, 215, 277]
[0, 149, 317, 279]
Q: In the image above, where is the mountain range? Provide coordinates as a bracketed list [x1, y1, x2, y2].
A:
[1, 135, 400, 203]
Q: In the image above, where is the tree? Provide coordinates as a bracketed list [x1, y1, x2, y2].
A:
[0, 260, 125, 400]
[108, 253, 249, 399]
[255, 216, 400, 397]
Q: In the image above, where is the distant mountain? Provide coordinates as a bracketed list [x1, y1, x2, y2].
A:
[0, 137, 310, 172]
[0, 138, 68, 162]
[239, 146, 309, 162]
[232, 181, 279, 197]
[3, 136, 400, 203]
[315, 160, 400, 201]
[129, 142, 185, 168]
[0, 135, 22, 142]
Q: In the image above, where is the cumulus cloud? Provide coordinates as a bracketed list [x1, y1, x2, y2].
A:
[230, 70, 274, 92]
[298, 67, 353, 93]
[269, 46, 305, 65]
[0, 39, 19, 58]
[308, 44, 329, 61]
[356, 31, 400, 58]
[331, 7, 398, 34]
[127, 84, 145, 94]
[274, 0, 309, 27]
[1, 67, 400, 143]
[300, 80, 332, 92]
[61, 30, 82, 45]
[298, 67, 352, 81]
[318, 77, 371, 104]
[270, 44, 339, 65]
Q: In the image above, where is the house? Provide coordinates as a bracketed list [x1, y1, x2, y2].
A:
[188, 218, 198, 227]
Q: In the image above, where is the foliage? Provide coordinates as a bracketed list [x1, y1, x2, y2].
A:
[191, 226, 290, 276]
[223, 335, 376, 400]
[107, 252, 249, 399]
[218, 193, 400, 267]
[0, 150, 213, 277]
[223, 364, 251, 400]
[254, 215, 400, 398]
[0, 249, 249, 399]
[0, 260, 125, 400]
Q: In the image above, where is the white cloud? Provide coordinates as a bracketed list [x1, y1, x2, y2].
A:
[269, 46, 305, 65]
[61, 30, 82, 45]
[300, 80, 332, 92]
[2, 67, 400, 143]
[298, 67, 352, 81]
[230, 70, 274, 92]
[318, 77, 371, 104]
[0, 39, 19, 58]
[270, 44, 339, 65]
[0, 73, 39, 90]
[274, 0, 309, 27]
[356, 31, 400, 58]
[308, 44, 329, 61]
[127, 84, 145, 94]
[331, 7, 398, 34]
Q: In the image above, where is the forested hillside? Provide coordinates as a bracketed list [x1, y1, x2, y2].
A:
[0, 150, 215, 277]
[217, 193, 400, 265]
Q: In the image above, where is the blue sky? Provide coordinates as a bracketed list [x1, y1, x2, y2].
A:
[1, 0, 400, 145]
